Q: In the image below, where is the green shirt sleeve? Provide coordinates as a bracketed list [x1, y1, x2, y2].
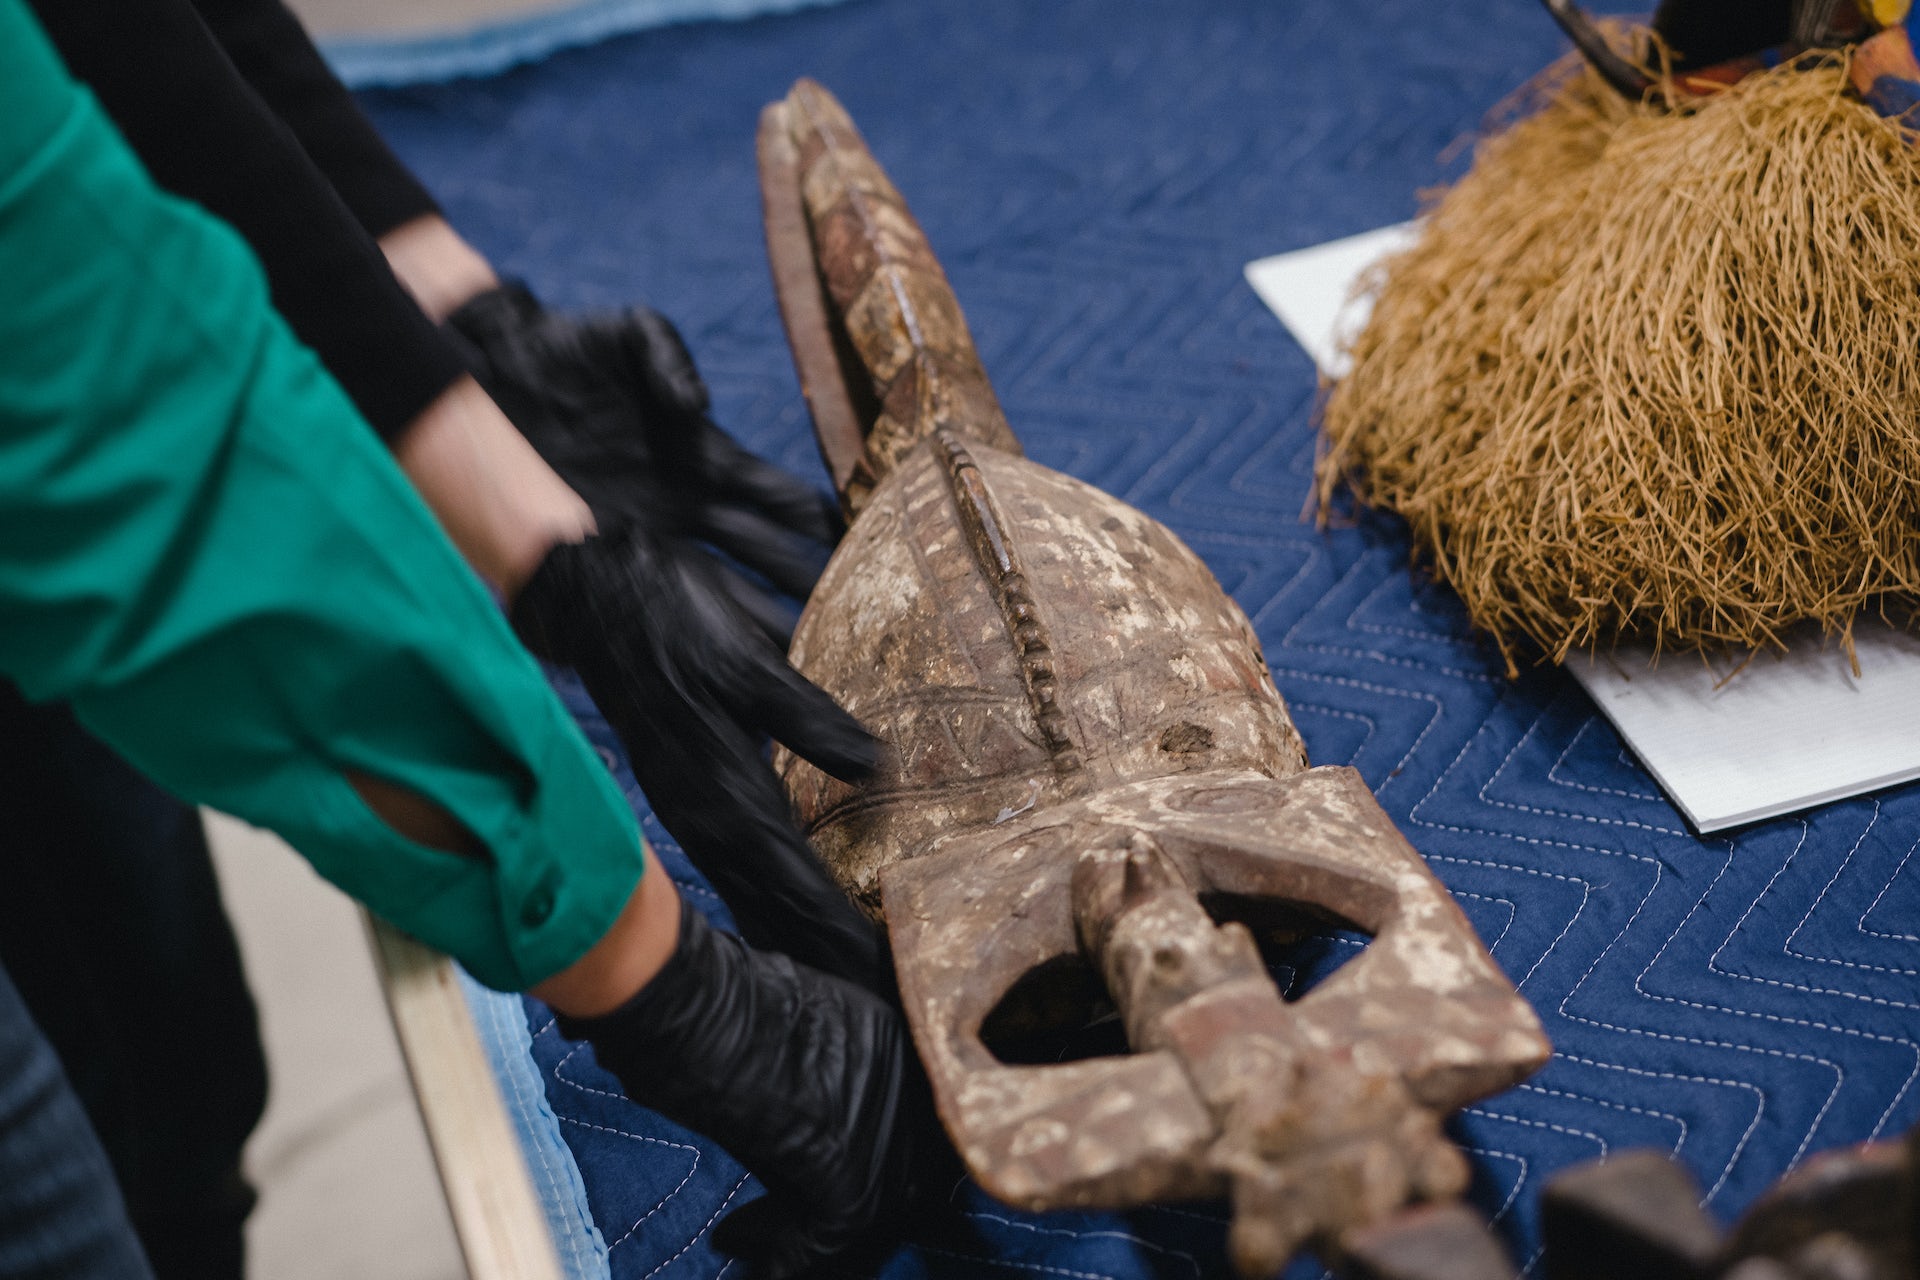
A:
[0, 0, 645, 991]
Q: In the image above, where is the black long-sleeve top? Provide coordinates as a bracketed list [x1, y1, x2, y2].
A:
[32, 0, 467, 440]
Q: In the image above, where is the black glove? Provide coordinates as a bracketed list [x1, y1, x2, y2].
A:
[511, 526, 889, 995]
[456, 282, 886, 989]
[559, 900, 946, 1279]
[447, 281, 841, 637]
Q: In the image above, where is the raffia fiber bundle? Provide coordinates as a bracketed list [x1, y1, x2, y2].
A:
[1317, 54, 1920, 672]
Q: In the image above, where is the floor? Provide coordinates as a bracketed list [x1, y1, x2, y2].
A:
[286, 0, 561, 37]
[206, 813, 466, 1280]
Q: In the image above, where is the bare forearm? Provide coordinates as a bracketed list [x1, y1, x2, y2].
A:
[392, 375, 593, 598]
[379, 213, 497, 322]
[532, 864, 682, 1017]
[353, 756, 680, 1017]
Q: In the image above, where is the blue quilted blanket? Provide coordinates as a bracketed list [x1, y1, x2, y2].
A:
[360, 1, 1920, 1274]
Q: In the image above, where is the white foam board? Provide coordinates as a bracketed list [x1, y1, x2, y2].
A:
[1244, 224, 1421, 378]
[1245, 228, 1920, 832]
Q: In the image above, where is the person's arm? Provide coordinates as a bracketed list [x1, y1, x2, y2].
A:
[35, 0, 891, 985]
[25, 0, 460, 445]
[0, 20, 938, 1267]
[391, 375, 592, 596]
[0, 0, 637, 996]
[23, 0, 604, 604]
[189, 0, 442, 241]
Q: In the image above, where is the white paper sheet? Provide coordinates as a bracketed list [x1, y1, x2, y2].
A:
[1244, 224, 1422, 378]
[1245, 228, 1920, 832]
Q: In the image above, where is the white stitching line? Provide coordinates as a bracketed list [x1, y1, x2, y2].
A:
[1858, 831, 1920, 942]
[552, 630, 1908, 1261]
[1457, 1144, 1530, 1224]
[1545, 718, 1661, 803]
[1406, 701, 1674, 986]
[1421, 852, 1593, 990]
[553, 1041, 642, 1105]
[1268, 668, 1451, 797]
[1377, 689, 1799, 1202]
[1287, 701, 1380, 749]
[919, 1245, 1117, 1280]
[1649, 820, 1915, 1148]
[1694, 807, 1920, 1142]
[540, 1029, 707, 1253]
[1780, 813, 1920, 972]
[1352, 648, 1897, 1212]
[1725, 804, 1920, 996]
[1343, 568, 1471, 643]
[1552, 826, 1842, 1196]
[1271, 551, 1503, 685]
[484, 1000, 580, 1266]
[553, 1117, 703, 1249]
[1471, 693, 1686, 836]
[1462, 1106, 1607, 1160]
[959, 1211, 1205, 1279]
[1514, 1082, 1688, 1147]
[1450, 889, 1519, 952]
[1427, 670, 1917, 1159]
[1215, 394, 1320, 506]
[1405, 708, 1787, 1202]
[641, 1173, 751, 1280]
[1551, 1049, 1766, 1159]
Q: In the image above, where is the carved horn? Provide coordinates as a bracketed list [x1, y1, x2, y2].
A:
[1540, 0, 1656, 98]
[757, 79, 1021, 516]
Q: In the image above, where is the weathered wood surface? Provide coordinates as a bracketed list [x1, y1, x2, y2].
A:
[760, 78, 1552, 1275]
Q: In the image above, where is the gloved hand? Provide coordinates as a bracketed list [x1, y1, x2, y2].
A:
[447, 281, 840, 640]
[559, 899, 948, 1279]
[456, 281, 887, 990]
[510, 525, 888, 994]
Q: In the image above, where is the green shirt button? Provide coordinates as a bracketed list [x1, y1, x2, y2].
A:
[521, 884, 558, 928]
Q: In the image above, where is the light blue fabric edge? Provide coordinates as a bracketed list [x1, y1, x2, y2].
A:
[455, 967, 612, 1280]
[318, 0, 853, 87]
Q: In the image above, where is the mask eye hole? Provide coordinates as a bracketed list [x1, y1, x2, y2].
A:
[1198, 893, 1370, 1003]
[979, 955, 1124, 1066]
[978, 895, 1376, 1066]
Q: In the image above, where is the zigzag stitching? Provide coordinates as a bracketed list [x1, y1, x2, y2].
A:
[1545, 719, 1662, 803]
[1551, 824, 1846, 1194]
[1858, 832, 1920, 943]
[539, 1029, 708, 1254]
[1474, 693, 1688, 836]
[1462, 1105, 1607, 1160]
[1725, 804, 1920, 991]
[1342, 566, 1476, 644]
[1455, 1144, 1530, 1224]
[640, 1173, 751, 1280]
[956, 1210, 1206, 1280]
[1514, 1081, 1689, 1146]
[1274, 667, 1451, 796]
